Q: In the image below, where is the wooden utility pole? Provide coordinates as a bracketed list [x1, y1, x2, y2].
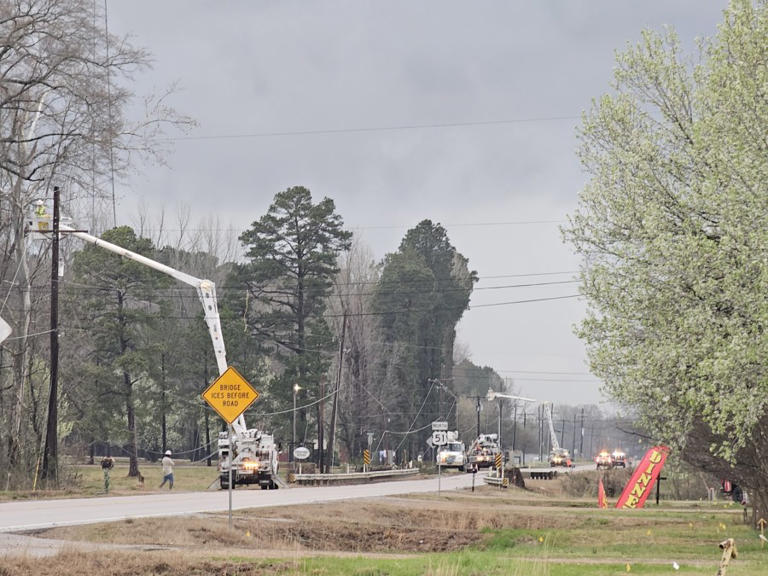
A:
[317, 379, 325, 472]
[327, 311, 346, 473]
[469, 395, 483, 438]
[41, 187, 60, 486]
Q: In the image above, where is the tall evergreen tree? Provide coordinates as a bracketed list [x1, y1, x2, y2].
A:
[374, 220, 476, 457]
[72, 227, 170, 478]
[235, 186, 352, 465]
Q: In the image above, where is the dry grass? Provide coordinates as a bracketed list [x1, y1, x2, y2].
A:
[34, 485, 675, 553]
[6, 481, 760, 575]
[0, 550, 294, 576]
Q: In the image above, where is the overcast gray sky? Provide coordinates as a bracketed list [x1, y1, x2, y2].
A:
[106, 1, 728, 406]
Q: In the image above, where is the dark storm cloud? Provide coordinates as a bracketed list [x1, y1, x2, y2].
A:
[107, 1, 727, 404]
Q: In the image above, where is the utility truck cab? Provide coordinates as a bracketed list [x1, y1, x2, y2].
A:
[466, 433, 500, 469]
[436, 436, 466, 471]
[218, 429, 279, 490]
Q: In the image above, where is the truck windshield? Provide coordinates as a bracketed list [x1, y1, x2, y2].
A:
[446, 443, 463, 452]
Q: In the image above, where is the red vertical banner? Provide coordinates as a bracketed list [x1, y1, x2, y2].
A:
[598, 477, 608, 508]
[615, 445, 670, 509]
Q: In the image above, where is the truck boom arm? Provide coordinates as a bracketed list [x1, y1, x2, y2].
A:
[543, 402, 560, 451]
[45, 219, 249, 436]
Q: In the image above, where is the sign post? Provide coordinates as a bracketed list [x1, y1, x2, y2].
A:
[202, 366, 260, 529]
[432, 421, 448, 496]
[227, 423, 233, 528]
[294, 446, 310, 474]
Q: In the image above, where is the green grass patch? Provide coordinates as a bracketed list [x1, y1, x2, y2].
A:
[73, 461, 220, 494]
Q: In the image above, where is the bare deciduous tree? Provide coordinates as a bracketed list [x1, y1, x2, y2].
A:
[0, 0, 192, 488]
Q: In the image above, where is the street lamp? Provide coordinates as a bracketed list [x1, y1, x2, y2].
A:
[291, 383, 301, 465]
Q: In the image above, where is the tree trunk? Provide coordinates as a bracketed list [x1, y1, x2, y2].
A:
[117, 291, 140, 478]
[7, 189, 33, 490]
[161, 353, 167, 454]
[125, 369, 140, 478]
[317, 379, 325, 472]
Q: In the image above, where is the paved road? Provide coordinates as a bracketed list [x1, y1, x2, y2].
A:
[0, 472, 478, 533]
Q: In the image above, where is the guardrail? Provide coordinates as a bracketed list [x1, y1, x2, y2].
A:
[483, 474, 510, 488]
[527, 470, 558, 480]
[289, 468, 419, 485]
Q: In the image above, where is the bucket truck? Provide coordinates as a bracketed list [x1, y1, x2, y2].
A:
[543, 402, 571, 467]
[28, 205, 280, 490]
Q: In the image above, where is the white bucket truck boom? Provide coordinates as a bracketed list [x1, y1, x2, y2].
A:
[28, 206, 279, 489]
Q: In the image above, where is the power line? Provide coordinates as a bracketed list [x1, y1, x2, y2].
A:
[467, 294, 579, 310]
[167, 115, 580, 142]
[123, 220, 566, 233]
[46, 278, 577, 298]
[52, 292, 579, 321]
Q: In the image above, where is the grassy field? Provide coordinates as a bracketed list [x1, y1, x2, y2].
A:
[75, 460, 222, 494]
[0, 460, 221, 501]
[4, 478, 767, 575]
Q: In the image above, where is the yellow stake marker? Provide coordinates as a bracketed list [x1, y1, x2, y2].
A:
[758, 518, 766, 549]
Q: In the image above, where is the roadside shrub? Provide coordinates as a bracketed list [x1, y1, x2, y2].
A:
[561, 469, 632, 498]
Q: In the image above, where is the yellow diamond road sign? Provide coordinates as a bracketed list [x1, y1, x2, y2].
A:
[202, 366, 259, 423]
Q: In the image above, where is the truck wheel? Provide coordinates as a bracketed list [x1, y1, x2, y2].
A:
[220, 477, 229, 490]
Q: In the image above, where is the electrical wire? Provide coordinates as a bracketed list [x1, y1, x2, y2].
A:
[0, 258, 24, 316]
[392, 379, 436, 453]
[167, 115, 580, 142]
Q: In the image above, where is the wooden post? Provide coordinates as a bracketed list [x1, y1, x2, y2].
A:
[716, 538, 737, 576]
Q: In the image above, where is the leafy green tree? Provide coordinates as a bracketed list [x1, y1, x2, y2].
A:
[71, 227, 170, 478]
[374, 220, 476, 458]
[235, 186, 352, 465]
[565, 0, 768, 519]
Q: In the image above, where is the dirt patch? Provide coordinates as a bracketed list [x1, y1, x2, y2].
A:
[33, 487, 642, 554]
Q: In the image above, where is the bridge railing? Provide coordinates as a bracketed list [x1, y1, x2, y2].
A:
[288, 468, 419, 485]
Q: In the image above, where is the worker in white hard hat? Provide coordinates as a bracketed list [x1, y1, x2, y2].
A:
[159, 450, 175, 489]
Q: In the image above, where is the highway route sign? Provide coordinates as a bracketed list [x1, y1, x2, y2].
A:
[432, 420, 448, 431]
[431, 431, 448, 446]
[202, 366, 259, 423]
